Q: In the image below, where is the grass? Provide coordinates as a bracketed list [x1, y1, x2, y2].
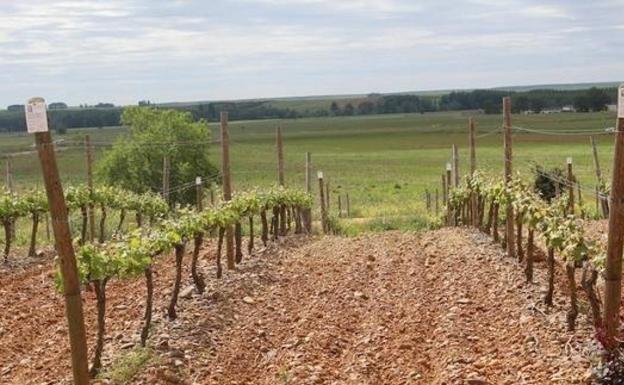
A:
[1, 110, 619, 234]
[99, 346, 156, 384]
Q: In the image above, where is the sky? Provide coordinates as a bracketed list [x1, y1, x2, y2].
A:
[1, 0, 623, 108]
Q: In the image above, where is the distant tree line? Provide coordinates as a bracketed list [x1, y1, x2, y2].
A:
[0, 87, 617, 133]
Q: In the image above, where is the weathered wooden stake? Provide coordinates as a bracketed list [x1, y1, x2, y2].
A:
[220, 112, 235, 270]
[346, 192, 350, 217]
[567, 157, 575, 215]
[318, 171, 328, 234]
[446, 163, 452, 225]
[85, 135, 96, 242]
[604, 84, 624, 341]
[29, 97, 89, 385]
[469, 118, 478, 226]
[338, 194, 342, 217]
[162, 155, 170, 204]
[442, 174, 447, 205]
[435, 189, 439, 215]
[277, 126, 285, 186]
[452, 144, 460, 187]
[503, 96, 515, 258]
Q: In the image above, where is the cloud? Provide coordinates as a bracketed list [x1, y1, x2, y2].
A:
[0, 0, 622, 106]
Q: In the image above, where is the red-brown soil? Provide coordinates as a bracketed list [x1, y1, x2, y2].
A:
[0, 229, 599, 384]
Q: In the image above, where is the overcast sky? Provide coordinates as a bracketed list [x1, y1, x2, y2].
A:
[1, 0, 623, 107]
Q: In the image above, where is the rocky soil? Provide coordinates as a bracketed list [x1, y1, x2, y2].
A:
[0, 228, 601, 384]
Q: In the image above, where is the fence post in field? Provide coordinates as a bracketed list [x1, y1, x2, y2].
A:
[277, 126, 285, 186]
[503, 96, 515, 258]
[446, 163, 452, 225]
[452, 144, 460, 187]
[318, 171, 327, 234]
[305, 152, 312, 193]
[442, 174, 447, 205]
[276, 126, 286, 236]
[567, 157, 575, 215]
[162, 155, 170, 204]
[27, 97, 90, 385]
[221, 112, 235, 270]
[338, 194, 342, 217]
[209, 185, 215, 206]
[196, 176, 203, 211]
[604, 84, 624, 341]
[85, 135, 96, 242]
[469, 118, 477, 226]
[346, 192, 350, 217]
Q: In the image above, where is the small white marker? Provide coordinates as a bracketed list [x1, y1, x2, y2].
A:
[25, 97, 49, 134]
[566, 157, 573, 165]
[446, 162, 452, 171]
[195, 176, 202, 185]
[317, 171, 323, 179]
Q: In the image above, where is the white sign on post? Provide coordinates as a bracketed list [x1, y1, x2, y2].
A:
[25, 97, 49, 133]
[618, 84, 624, 119]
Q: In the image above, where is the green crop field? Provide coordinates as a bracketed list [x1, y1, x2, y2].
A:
[1, 110, 619, 234]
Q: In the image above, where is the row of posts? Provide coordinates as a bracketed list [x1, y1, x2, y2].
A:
[426, 91, 624, 345]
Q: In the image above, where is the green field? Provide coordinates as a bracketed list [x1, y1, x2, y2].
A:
[1, 110, 619, 233]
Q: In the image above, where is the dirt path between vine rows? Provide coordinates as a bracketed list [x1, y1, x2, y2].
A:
[0, 228, 599, 384]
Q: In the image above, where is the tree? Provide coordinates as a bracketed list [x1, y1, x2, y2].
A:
[344, 103, 354, 116]
[357, 101, 375, 115]
[587, 87, 610, 111]
[330, 101, 340, 116]
[97, 107, 218, 205]
[49, 102, 68, 110]
[7, 105, 23, 112]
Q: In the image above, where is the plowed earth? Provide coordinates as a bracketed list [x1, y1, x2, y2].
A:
[0, 228, 600, 385]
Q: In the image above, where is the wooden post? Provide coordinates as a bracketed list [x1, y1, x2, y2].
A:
[469, 118, 477, 226]
[338, 194, 342, 217]
[503, 96, 515, 258]
[276, 126, 285, 186]
[196, 177, 203, 211]
[318, 171, 327, 233]
[604, 84, 624, 341]
[442, 174, 447, 205]
[446, 163, 452, 225]
[85, 135, 96, 242]
[210, 185, 215, 206]
[162, 155, 170, 204]
[220, 112, 235, 270]
[29, 97, 90, 385]
[346, 193, 350, 217]
[305, 152, 311, 193]
[567, 157, 574, 215]
[469, 118, 476, 175]
[452, 144, 460, 187]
